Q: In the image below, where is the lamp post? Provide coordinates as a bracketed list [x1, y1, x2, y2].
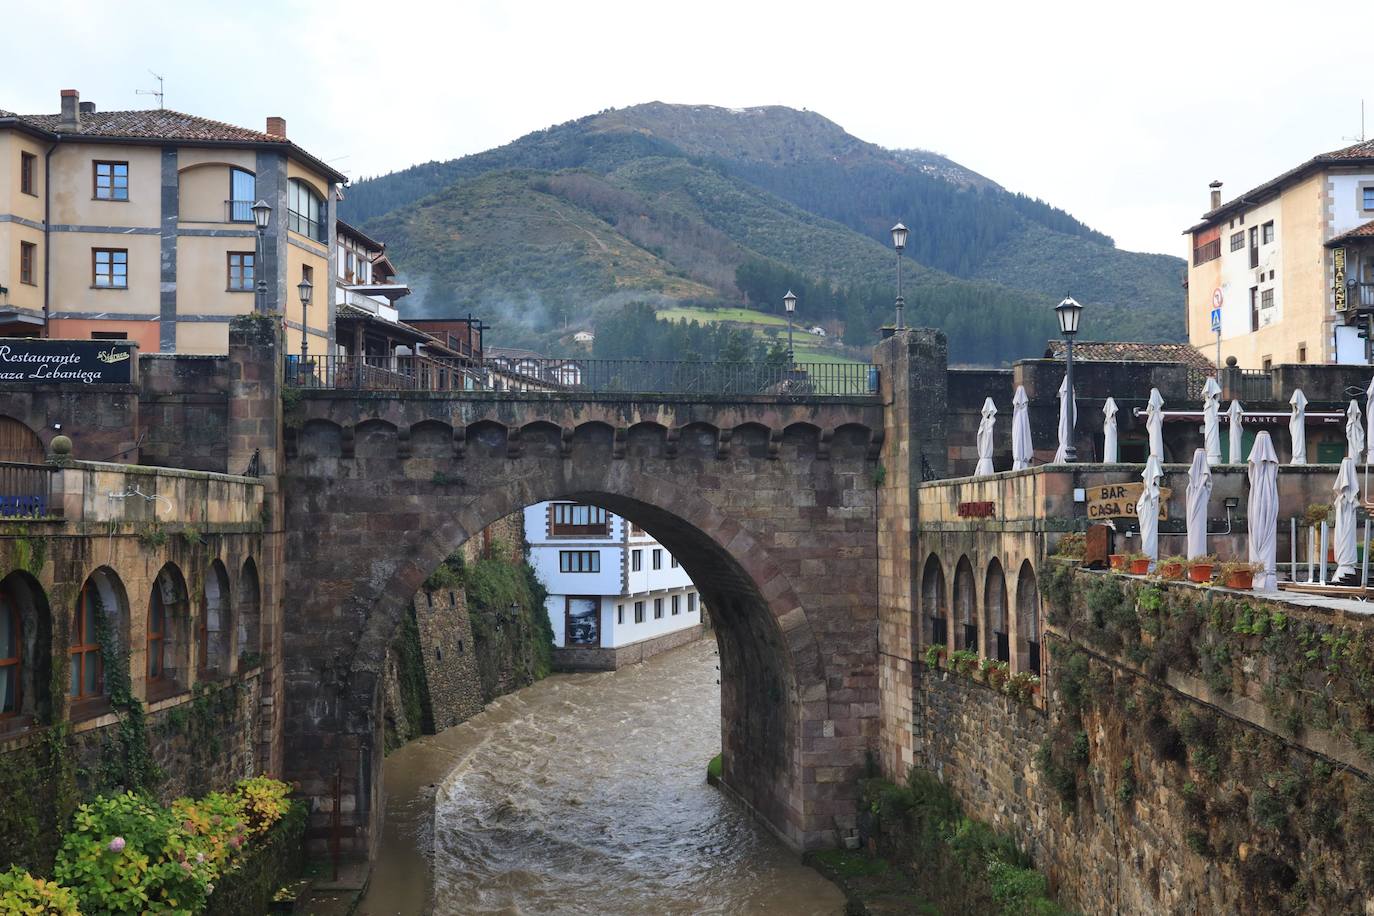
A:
[251, 199, 272, 315]
[297, 275, 314, 363]
[1056, 295, 1084, 462]
[783, 289, 797, 363]
[891, 222, 908, 329]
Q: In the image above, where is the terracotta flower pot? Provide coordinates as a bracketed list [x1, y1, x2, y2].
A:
[1160, 562, 1184, 579]
[1187, 564, 1213, 583]
[1130, 558, 1151, 575]
[1109, 554, 1127, 570]
[1224, 570, 1254, 589]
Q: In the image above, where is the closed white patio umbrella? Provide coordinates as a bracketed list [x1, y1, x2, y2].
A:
[975, 397, 997, 476]
[1012, 386, 1032, 471]
[1247, 431, 1279, 591]
[1054, 374, 1075, 463]
[1348, 400, 1366, 465]
[1137, 455, 1163, 569]
[1186, 448, 1212, 560]
[1102, 397, 1119, 464]
[1146, 388, 1165, 463]
[1367, 377, 1374, 463]
[1202, 377, 1222, 466]
[1227, 400, 1244, 464]
[1289, 389, 1308, 465]
[1333, 457, 1360, 582]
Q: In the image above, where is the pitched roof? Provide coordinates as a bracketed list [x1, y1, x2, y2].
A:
[1044, 339, 1214, 369]
[0, 107, 347, 183]
[1326, 219, 1374, 247]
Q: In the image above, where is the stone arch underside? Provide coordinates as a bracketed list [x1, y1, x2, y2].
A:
[282, 411, 879, 857]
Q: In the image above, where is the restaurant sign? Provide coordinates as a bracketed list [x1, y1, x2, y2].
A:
[1085, 482, 1170, 521]
[0, 339, 134, 384]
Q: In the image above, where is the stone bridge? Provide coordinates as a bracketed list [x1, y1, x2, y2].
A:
[270, 335, 939, 855]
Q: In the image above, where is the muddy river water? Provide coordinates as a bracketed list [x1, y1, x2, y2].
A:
[356, 639, 845, 915]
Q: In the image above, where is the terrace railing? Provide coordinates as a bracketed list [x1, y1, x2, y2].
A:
[287, 355, 880, 398]
[0, 461, 59, 519]
[1237, 369, 1273, 402]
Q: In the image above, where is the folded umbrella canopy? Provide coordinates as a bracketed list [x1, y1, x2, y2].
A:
[1102, 397, 1119, 464]
[975, 397, 997, 476]
[1367, 377, 1374, 463]
[1289, 389, 1308, 465]
[1228, 400, 1244, 464]
[1348, 400, 1365, 464]
[1203, 377, 1222, 466]
[1012, 386, 1032, 471]
[1247, 431, 1279, 591]
[1054, 374, 1075, 463]
[1186, 448, 1212, 559]
[1333, 456, 1360, 582]
[1146, 388, 1165, 463]
[1136, 455, 1163, 568]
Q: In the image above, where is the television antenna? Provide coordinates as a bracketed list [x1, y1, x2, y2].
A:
[1343, 99, 1365, 143]
[135, 71, 165, 109]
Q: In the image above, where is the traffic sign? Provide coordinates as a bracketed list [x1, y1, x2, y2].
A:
[1210, 307, 1221, 333]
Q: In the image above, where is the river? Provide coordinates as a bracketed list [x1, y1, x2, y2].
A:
[356, 638, 846, 916]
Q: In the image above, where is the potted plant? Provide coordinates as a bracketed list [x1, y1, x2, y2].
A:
[1128, 553, 1151, 575]
[924, 644, 947, 669]
[1186, 555, 1217, 583]
[1109, 553, 1129, 571]
[1218, 560, 1261, 589]
[980, 658, 1010, 692]
[1055, 532, 1086, 562]
[948, 648, 979, 677]
[1158, 555, 1187, 580]
[1004, 671, 1041, 706]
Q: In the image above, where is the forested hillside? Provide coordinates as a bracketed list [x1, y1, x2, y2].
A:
[343, 103, 1185, 365]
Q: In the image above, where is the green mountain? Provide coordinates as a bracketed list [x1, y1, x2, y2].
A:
[344, 103, 1185, 365]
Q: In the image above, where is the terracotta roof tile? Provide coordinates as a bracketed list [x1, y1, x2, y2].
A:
[1044, 339, 1214, 369]
[15, 108, 287, 144]
[1326, 219, 1374, 247]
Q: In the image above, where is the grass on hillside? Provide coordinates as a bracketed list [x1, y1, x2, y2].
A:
[658, 305, 790, 327]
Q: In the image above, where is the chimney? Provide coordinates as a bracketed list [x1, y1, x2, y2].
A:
[1209, 179, 1223, 211]
[79, 101, 96, 114]
[58, 89, 81, 131]
[265, 116, 286, 139]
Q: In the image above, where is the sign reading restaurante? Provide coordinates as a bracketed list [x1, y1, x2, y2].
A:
[0, 338, 134, 384]
[1086, 482, 1170, 521]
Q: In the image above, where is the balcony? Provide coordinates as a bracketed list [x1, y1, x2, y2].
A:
[225, 199, 255, 223]
[1353, 283, 1374, 310]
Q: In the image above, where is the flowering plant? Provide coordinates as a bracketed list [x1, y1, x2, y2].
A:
[0, 865, 80, 915]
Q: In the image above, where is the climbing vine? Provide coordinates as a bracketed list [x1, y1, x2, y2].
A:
[89, 590, 161, 794]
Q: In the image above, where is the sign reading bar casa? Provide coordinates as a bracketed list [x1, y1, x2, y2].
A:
[0, 339, 134, 384]
[1086, 482, 1170, 521]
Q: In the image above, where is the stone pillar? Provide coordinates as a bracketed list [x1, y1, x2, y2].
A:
[228, 314, 285, 775]
[873, 328, 948, 777]
[1219, 356, 1243, 402]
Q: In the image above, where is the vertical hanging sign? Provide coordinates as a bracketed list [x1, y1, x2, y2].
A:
[1335, 247, 1348, 312]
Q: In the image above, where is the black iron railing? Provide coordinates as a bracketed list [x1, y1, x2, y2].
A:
[1237, 369, 1272, 402]
[286, 355, 880, 398]
[225, 199, 255, 222]
[0, 462, 59, 519]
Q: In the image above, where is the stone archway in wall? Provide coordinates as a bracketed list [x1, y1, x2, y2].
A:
[283, 416, 880, 858]
[953, 556, 977, 653]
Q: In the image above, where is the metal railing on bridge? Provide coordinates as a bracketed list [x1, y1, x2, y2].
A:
[1236, 369, 1273, 402]
[286, 355, 880, 398]
[0, 462, 59, 519]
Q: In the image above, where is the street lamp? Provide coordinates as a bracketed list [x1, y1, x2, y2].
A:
[297, 275, 314, 363]
[1055, 295, 1084, 462]
[783, 289, 797, 362]
[891, 222, 908, 330]
[251, 200, 272, 315]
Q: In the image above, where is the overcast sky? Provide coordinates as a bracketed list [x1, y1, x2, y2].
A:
[6, 0, 1368, 256]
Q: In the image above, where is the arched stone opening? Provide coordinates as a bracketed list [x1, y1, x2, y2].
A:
[1016, 560, 1041, 675]
[0, 416, 44, 463]
[920, 555, 948, 649]
[71, 567, 129, 714]
[953, 556, 977, 653]
[147, 563, 191, 697]
[0, 570, 52, 727]
[237, 558, 261, 665]
[984, 559, 1009, 663]
[198, 559, 232, 679]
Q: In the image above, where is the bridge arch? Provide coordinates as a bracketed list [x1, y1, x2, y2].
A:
[953, 556, 977, 653]
[920, 554, 949, 649]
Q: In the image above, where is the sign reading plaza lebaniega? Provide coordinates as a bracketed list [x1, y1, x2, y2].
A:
[0, 339, 134, 384]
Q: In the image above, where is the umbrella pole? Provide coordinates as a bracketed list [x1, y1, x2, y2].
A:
[1290, 517, 1297, 583]
[1320, 522, 1329, 585]
[1363, 518, 1371, 591]
[1308, 527, 1316, 584]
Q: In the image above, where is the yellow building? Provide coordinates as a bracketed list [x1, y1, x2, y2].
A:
[1184, 139, 1374, 369]
[0, 90, 346, 354]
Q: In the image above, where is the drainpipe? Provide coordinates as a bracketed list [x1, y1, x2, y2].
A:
[42, 141, 57, 337]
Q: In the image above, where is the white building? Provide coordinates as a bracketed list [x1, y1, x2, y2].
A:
[523, 500, 705, 668]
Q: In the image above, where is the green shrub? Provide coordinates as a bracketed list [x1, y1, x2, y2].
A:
[948, 649, 979, 677]
[986, 858, 1066, 915]
[0, 865, 80, 915]
[706, 754, 723, 781]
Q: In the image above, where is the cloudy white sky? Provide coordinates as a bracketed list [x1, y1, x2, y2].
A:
[5, 0, 1367, 256]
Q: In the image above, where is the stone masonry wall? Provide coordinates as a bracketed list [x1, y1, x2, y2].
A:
[138, 354, 230, 473]
[412, 588, 483, 730]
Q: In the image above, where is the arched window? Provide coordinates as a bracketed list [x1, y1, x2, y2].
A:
[0, 584, 21, 718]
[0, 416, 44, 463]
[0, 571, 51, 727]
[985, 559, 1009, 663]
[228, 168, 256, 222]
[953, 556, 978, 653]
[288, 179, 325, 242]
[237, 558, 261, 666]
[920, 555, 948, 649]
[1017, 561, 1042, 675]
[148, 564, 190, 694]
[198, 560, 232, 679]
[71, 568, 125, 709]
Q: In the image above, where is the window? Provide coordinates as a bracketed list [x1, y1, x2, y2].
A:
[654, 598, 664, 619]
[227, 252, 254, 291]
[1192, 228, 1221, 266]
[631, 549, 642, 572]
[19, 242, 36, 286]
[1230, 232, 1245, 252]
[1261, 288, 1275, 314]
[549, 503, 609, 536]
[671, 555, 679, 568]
[287, 178, 325, 241]
[617, 604, 624, 625]
[1248, 226, 1259, 268]
[559, 550, 600, 573]
[0, 592, 18, 717]
[1249, 286, 1259, 332]
[20, 152, 36, 196]
[634, 600, 645, 624]
[1298, 343, 1307, 363]
[688, 593, 697, 614]
[671, 594, 681, 615]
[148, 588, 166, 680]
[652, 549, 662, 570]
[93, 161, 129, 200]
[229, 169, 255, 222]
[1364, 186, 1374, 212]
[70, 583, 102, 700]
[1261, 221, 1274, 245]
[92, 248, 127, 288]
[1262, 356, 1273, 371]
